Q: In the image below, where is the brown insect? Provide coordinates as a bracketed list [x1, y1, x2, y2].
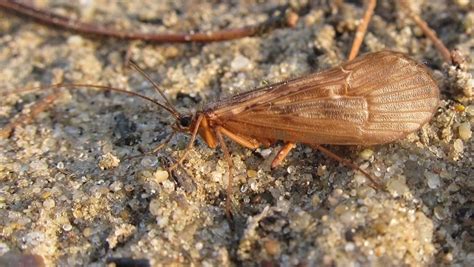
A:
[1, 0, 446, 220]
[125, 50, 438, 217]
[6, 50, 439, 218]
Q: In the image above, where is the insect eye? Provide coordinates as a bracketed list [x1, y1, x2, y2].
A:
[179, 116, 192, 128]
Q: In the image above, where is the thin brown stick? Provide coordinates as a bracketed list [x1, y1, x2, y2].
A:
[0, 0, 298, 43]
[399, 0, 452, 64]
[314, 144, 382, 190]
[216, 127, 234, 222]
[348, 0, 377, 60]
[0, 90, 62, 139]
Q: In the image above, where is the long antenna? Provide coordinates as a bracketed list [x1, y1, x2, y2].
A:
[128, 60, 180, 117]
[5, 83, 181, 119]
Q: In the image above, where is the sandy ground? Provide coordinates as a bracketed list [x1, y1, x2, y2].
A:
[0, 0, 473, 266]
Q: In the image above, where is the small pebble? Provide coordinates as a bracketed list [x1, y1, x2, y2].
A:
[259, 148, 272, 157]
[286, 11, 299, 28]
[375, 246, 385, 256]
[56, 162, 64, 169]
[98, 153, 120, 170]
[454, 104, 465, 112]
[359, 148, 374, 160]
[231, 54, 252, 71]
[344, 242, 355, 252]
[30, 159, 48, 172]
[465, 105, 474, 116]
[62, 224, 73, 232]
[195, 242, 204, 251]
[161, 180, 175, 193]
[149, 199, 161, 217]
[453, 139, 464, 153]
[153, 169, 169, 183]
[0, 242, 10, 254]
[434, 206, 447, 220]
[247, 170, 258, 178]
[67, 35, 84, 46]
[455, 0, 470, 7]
[425, 171, 441, 189]
[140, 170, 153, 180]
[83, 228, 93, 237]
[264, 239, 281, 256]
[443, 252, 453, 263]
[353, 173, 367, 185]
[311, 195, 321, 206]
[458, 122, 471, 140]
[374, 223, 388, 234]
[386, 177, 409, 197]
[249, 179, 258, 191]
[42, 198, 55, 209]
[141, 156, 158, 168]
[317, 165, 327, 176]
[124, 184, 134, 192]
[109, 181, 123, 192]
[340, 211, 355, 225]
[287, 166, 296, 174]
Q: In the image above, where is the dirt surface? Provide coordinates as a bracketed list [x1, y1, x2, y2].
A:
[0, 1, 473, 266]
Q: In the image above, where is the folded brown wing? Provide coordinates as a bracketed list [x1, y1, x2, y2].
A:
[210, 51, 439, 146]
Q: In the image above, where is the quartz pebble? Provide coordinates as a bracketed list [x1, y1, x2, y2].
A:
[149, 198, 161, 217]
[425, 171, 441, 189]
[42, 198, 55, 209]
[359, 148, 374, 160]
[465, 105, 474, 116]
[458, 122, 471, 140]
[98, 153, 120, 170]
[453, 139, 464, 153]
[231, 54, 252, 71]
[153, 169, 169, 183]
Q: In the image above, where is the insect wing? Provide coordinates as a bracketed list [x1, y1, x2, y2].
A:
[211, 51, 439, 145]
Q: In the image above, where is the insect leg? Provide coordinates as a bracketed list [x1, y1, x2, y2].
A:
[150, 132, 176, 154]
[271, 142, 296, 169]
[218, 127, 260, 149]
[313, 144, 382, 190]
[160, 155, 196, 193]
[215, 127, 234, 221]
[123, 132, 176, 161]
[169, 114, 203, 171]
[348, 0, 376, 60]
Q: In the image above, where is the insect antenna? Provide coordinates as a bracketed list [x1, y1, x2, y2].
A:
[2, 83, 180, 120]
[128, 60, 180, 118]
